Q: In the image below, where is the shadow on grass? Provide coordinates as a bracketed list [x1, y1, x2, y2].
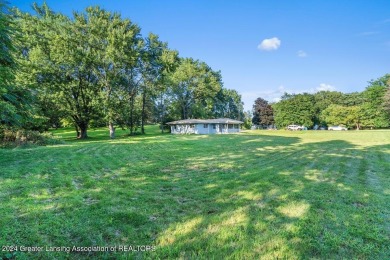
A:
[0, 133, 389, 259]
[142, 138, 390, 259]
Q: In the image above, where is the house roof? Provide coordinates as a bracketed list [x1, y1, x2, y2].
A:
[166, 118, 244, 125]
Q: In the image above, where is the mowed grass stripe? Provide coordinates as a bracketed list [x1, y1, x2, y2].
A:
[294, 139, 389, 258]
[0, 127, 389, 259]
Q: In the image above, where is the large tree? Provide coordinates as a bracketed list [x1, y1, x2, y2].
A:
[152, 48, 179, 132]
[1, 2, 39, 135]
[16, 4, 101, 138]
[359, 75, 390, 128]
[88, 7, 142, 138]
[169, 58, 222, 119]
[16, 4, 146, 138]
[273, 93, 315, 128]
[213, 88, 244, 120]
[0, 1, 21, 127]
[321, 104, 363, 130]
[252, 97, 274, 128]
[312, 91, 343, 125]
[138, 33, 179, 134]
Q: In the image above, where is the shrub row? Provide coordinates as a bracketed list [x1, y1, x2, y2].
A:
[0, 129, 64, 147]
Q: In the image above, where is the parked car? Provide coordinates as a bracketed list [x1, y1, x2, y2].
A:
[287, 125, 304, 131]
[328, 125, 348, 131]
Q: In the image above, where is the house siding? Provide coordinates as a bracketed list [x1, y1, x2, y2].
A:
[196, 124, 211, 134]
[171, 125, 195, 134]
[167, 118, 243, 135]
[170, 123, 240, 134]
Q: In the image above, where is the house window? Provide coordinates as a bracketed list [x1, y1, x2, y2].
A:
[228, 124, 233, 129]
[212, 124, 216, 129]
[234, 124, 239, 129]
[190, 124, 195, 128]
[203, 124, 208, 128]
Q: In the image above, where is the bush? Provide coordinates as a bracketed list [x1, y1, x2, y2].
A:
[0, 129, 64, 147]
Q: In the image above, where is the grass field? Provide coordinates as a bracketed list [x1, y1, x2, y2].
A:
[1, 126, 389, 259]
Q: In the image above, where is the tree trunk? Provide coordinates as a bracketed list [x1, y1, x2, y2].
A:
[79, 128, 88, 139]
[109, 122, 115, 139]
[75, 125, 80, 138]
[78, 122, 88, 139]
[161, 96, 164, 134]
[181, 102, 187, 120]
[129, 96, 135, 135]
[141, 90, 146, 134]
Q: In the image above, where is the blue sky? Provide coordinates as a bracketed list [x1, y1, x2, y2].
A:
[11, 0, 390, 111]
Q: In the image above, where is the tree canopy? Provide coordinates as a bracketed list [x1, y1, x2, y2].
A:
[272, 93, 315, 128]
[252, 97, 274, 128]
[253, 74, 390, 130]
[4, 3, 244, 139]
[1, 1, 20, 126]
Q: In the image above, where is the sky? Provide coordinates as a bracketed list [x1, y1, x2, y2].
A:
[10, 0, 390, 111]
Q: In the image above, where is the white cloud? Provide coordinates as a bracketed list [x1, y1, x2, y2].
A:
[315, 83, 336, 92]
[297, 50, 307, 57]
[258, 37, 281, 51]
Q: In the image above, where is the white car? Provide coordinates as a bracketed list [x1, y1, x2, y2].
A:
[328, 125, 348, 131]
[287, 125, 304, 131]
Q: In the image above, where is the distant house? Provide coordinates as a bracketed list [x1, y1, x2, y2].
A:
[166, 118, 244, 134]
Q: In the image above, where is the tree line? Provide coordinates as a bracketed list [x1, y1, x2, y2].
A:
[252, 74, 390, 130]
[1, 2, 244, 139]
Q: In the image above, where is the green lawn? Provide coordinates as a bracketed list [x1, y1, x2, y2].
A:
[1, 126, 389, 259]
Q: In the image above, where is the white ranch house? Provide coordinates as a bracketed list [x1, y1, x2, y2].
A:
[167, 118, 244, 134]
